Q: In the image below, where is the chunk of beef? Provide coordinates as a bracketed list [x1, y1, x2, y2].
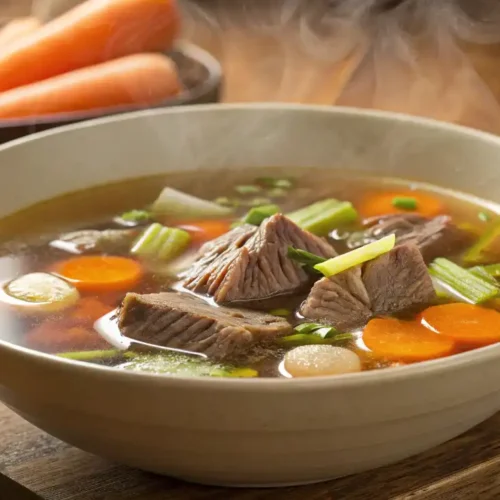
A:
[55, 229, 137, 254]
[183, 214, 336, 304]
[362, 243, 436, 316]
[300, 243, 436, 331]
[347, 214, 473, 262]
[118, 292, 292, 360]
[300, 267, 372, 331]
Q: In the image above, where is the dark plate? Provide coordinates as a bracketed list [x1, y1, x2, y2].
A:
[0, 41, 223, 145]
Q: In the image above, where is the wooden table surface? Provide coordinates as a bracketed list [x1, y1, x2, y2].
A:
[4, 1, 500, 499]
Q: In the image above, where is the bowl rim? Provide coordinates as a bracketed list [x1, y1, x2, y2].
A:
[2, 102, 500, 390]
[0, 41, 222, 129]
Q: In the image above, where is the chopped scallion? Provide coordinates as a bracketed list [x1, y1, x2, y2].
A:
[214, 196, 239, 207]
[255, 177, 294, 189]
[429, 258, 498, 304]
[478, 211, 491, 222]
[480, 264, 500, 277]
[120, 209, 151, 223]
[278, 332, 352, 347]
[131, 223, 190, 261]
[244, 197, 272, 207]
[57, 349, 125, 362]
[293, 322, 341, 339]
[267, 187, 288, 198]
[287, 246, 326, 269]
[391, 196, 418, 211]
[463, 221, 500, 265]
[243, 204, 280, 226]
[314, 234, 396, 277]
[235, 185, 261, 195]
[269, 308, 291, 317]
[469, 266, 498, 286]
[288, 199, 358, 236]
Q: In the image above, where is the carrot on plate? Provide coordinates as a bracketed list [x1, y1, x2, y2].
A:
[54, 256, 143, 293]
[0, 0, 180, 92]
[420, 303, 500, 347]
[0, 53, 181, 118]
[358, 190, 445, 220]
[177, 220, 232, 245]
[0, 17, 41, 48]
[363, 317, 456, 362]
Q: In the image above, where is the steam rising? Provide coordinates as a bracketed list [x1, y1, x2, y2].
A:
[183, 0, 500, 132]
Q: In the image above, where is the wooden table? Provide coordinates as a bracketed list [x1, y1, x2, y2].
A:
[4, 1, 500, 498]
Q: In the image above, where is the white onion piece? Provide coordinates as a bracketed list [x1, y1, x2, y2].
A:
[284, 345, 362, 377]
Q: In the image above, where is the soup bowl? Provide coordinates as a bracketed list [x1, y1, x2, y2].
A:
[2, 104, 500, 487]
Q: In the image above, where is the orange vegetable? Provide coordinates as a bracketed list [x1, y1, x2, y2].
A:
[70, 297, 115, 323]
[363, 317, 456, 362]
[0, 18, 41, 48]
[54, 256, 143, 293]
[358, 190, 445, 219]
[178, 220, 232, 245]
[0, 0, 180, 92]
[0, 53, 181, 118]
[421, 303, 500, 347]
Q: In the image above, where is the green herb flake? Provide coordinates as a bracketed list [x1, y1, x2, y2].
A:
[269, 308, 291, 317]
[478, 211, 491, 222]
[391, 196, 418, 211]
[255, 177, 294, 189]
[120, 209, 151, 223]
[235, 185, 262, 195]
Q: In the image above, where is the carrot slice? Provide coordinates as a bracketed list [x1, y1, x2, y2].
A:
[363, 317, 456, 362]
[178, 220, 232, 246]
[54, 256, 143, 293]
[421, 303, 500, 347]
[358, 190, 445, 219]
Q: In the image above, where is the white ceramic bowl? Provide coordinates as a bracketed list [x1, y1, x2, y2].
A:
[2, 104, 500, 487]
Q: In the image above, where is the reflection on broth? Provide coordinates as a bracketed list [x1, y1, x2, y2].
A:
[0, 167, 499, 378]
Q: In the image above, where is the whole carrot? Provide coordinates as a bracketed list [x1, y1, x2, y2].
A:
[0, 0, 180, 92]
[0, 53, 181, 118]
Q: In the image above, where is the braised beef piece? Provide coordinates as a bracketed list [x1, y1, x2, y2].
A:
[362, 243, 435, 316]
[300, 243, 436, 331]
[300, 267, 372, 331]
[118, 292, 292, 360]
[347, 214, 474, 262]
[183, 214, 336, 304]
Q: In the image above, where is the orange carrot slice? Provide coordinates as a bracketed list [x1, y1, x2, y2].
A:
[421, 303, 500, 347]
[54, 256, 143, 293]
[0, 0, 180, 92]
[363, 317, 456, 362]
[0, 54, 181, 118]
[178, 220, 232, 245]
[358, 190, 445, 220]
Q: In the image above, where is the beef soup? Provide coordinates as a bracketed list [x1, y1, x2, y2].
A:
[0, 167, 498, 379]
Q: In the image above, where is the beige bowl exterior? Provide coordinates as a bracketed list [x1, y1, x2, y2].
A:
[2, 104, 500, 487]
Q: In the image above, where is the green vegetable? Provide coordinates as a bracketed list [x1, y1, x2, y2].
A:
[57, 349, 125, 362]
[278, 332, 353, 347]
[214, 196, 238, 207]
[314, 234, 396, 277]
[120, 209, 151, 223]
[131, 223, 190, 261]
[463, 222, 500, 265]
[244, 197, 272, 207]
[469, 266, 499, 286]
[478, 211, 491, 222]
[391, 196, 417, 211]
[255, 177, 294, 189]
[152, 187, 232, 218]
[288, 198, 358, 236]
[429, 258, 498, 304]
[243, 204, 280, 226]
[293, 322, 340, 338]
[287, 247, 326, 269]
[120, 353, 258, 378]
[473, 264, 500, 278]
[235, 185, 261, 195]
[269, 308, 291, 317]
[267, 187, 288, 198]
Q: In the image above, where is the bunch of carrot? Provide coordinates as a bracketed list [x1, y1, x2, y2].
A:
[0, 0, 182, 118]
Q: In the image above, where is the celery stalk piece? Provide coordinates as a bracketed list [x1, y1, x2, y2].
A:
[131, 223, 191, 261]
[429, 258, 498, 304]
[287, 247, 326, 268]
[314, 234, 396, 277]
[57, 349, 123, 362]
[288, 199, 358, 236]
[463, 222, 500, 265]
[152, 187, 233, 218]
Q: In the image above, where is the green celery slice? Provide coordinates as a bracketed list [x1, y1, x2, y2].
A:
[463, 222, 500, 264]
[243, 204, 280, 226]
[131, 223, 190, 261]
[314, 234, 396, 277]
[429, 258, 498, 304]
[287, 247, 326, 268]
[288, 198, 358, 236]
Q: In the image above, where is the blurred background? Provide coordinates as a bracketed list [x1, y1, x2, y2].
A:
[4, 0, 500, 134]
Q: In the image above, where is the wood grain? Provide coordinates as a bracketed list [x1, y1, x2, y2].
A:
[3, 1, 500, 499]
